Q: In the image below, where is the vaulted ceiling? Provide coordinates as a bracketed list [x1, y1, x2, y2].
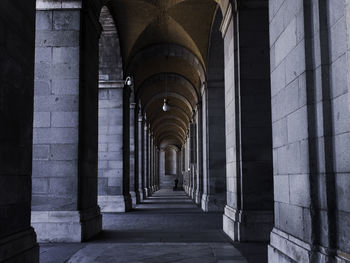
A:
[107, 0, 222, 148]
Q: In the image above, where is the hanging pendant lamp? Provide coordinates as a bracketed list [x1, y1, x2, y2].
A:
[162, 98, 170, 112]
[162, 9, 170, 113]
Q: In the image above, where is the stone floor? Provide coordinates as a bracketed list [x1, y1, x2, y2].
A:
[39, 189, 267, 263]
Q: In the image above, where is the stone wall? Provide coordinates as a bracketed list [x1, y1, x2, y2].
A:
[269, 0, 350, 261]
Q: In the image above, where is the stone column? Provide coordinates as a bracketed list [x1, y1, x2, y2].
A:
[189, 123, 197, 199]
[129, 102, 137, 206]
[137, 109, 144, 202]
[201, 19, 227, 212]
[195, 102, 203, 204]
[201, 89, 209, 209]
[98, 81, 132, 212]
[176, 149, 182, 186]
[147, 127, 152, 196]
[159, 149, 165, 188]
[155, 147, 159, 190]
[222, 3, 273, 242]
[134, 106, 142, 203]
[0, 0, 39, 261]
[122, 84, 132, 210]
[32, 1, 102, 242]
[185, 137, 191, 195]
[143, 121, 150, 197]
[150, 135, 154, 193]
[201, 8, 227, 213]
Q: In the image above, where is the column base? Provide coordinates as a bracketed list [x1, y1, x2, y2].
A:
[187, 186, 192, 197]
[184, 185, 189, 194]
[223, 205, 273, 242]
[98, 195, 132, 212]
[146, 187, 152, 197]
[0, 228, 39, 263]
[136, 189, 142, 204]
[195, 191, 202, 205]
[190, 188, 196, 200]
[32, 206, 102, 242]
[143, 188, 148, 199]
[268, 228, 346, 263]
[129, 191, 137, 207]
[201, 194, 225, 212]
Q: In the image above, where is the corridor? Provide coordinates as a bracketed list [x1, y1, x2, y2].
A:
[39, 189, 266, 263]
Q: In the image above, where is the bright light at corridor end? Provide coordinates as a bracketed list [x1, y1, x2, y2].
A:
[162, 99, 170, 112]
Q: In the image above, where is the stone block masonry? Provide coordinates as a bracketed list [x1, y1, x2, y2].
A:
[31, 2, 102, 243]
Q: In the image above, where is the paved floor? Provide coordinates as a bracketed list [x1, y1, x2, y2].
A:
[39, 189, 267, 263]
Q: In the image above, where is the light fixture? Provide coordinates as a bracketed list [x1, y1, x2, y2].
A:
[162, 12, 170, 113]
[125, 76, 132, 86]
[162, 98, 170, 112]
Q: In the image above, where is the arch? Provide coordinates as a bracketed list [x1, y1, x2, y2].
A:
[127, 44, 205, 86]
[153, 122, 187, 140]
[152, 115, 188, 133]
[159, 138, 182, 149]
[148, 106, 191, 125]
[156, 134, 184, 145]
[137, 73, 199, 104]
[143, 92, 194, 114]
[99, 5, 124, 81]
[163, 144, 181, 152]
[157, 130, 186, 142]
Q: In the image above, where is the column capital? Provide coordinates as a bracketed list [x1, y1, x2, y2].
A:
[130, 102, 136, 109]
[99, 80, 124, 89]
[36, 0, 82, 10]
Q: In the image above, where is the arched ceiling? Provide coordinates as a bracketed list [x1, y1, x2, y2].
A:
[108, 0, 221, 148]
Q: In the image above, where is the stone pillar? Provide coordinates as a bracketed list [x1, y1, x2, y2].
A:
[143, 121, 150, 197]
[189, 123, 197, 199]
[134, 105, 142, 204]
[98, 81, 132, 212]
[201, 10, 227, 212]
[222, 3, 273, 242]
[129, 102, 137, 206]
[176, 149, 182, 187]
[155, 147, 160, 190]
[150, 135, 154, 193]
[122, 84, 132, 210]
[32, 1, 102, 242]
[0, 0, 39, 261]
[159, 149, 165, 188]
[195, 102, 203, 204]
[137, 110, 144, 202]
[97, 6, 131, 212]
[147, 128, 152, 196]
[185, 137, 191, 195]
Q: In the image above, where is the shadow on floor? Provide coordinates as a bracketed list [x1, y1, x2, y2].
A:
[233, 242, 268, 263]
[39, 189, 268, 263]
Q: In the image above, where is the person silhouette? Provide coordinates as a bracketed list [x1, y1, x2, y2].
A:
[174, 178, 179, 191]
